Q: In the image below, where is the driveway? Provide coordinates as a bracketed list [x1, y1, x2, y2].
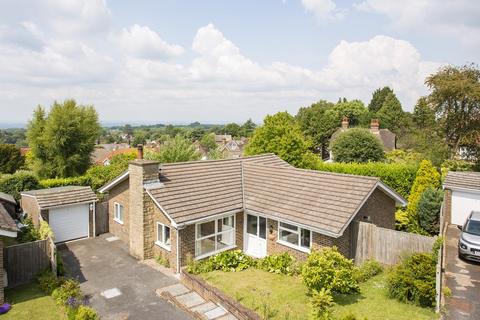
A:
[59, 234, 191, 320]
[444, 225, 480, 320]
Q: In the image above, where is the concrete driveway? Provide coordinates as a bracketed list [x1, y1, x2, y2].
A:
[444, 225, 480, 320]
[59, 234, 191, 320]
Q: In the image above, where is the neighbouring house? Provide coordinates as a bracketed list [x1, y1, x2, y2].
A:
[99, 152, 406, 272]
[91, 143, 133, 165]
[20, 186, 98, 243]
[0, 192, 17, 218]
[0, 202, 18, 303]
[218, 137, 247, 159]
[443, 171, 480, 226]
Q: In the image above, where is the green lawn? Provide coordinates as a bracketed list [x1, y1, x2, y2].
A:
[3, 283, 66, 320]
[200, 269, 437, 320]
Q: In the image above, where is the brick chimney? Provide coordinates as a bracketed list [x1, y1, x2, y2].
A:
[370, 119, 380, 134]
[128, 159, 160, 260]
[341, 116, 349, 130]
[137, 144, 144, 159]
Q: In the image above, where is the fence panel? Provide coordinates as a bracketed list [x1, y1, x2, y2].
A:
[4, 239, 52, 288]
[95, 201, 109, 235]
[352, 221, 435, 265]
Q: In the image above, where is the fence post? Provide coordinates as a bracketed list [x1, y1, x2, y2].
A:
[48, 236, 57, 277]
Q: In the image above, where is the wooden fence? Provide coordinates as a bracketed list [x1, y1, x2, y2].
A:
[95, 201, 109, 235]
[4, 238, 56, 288]
[352, 221, 435, 265]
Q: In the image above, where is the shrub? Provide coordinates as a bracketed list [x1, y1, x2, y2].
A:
[39, 176, 89, 189]
[0, 170, 40, 201]
[258, 252, 299, 275]
[302, 247, 359, 294]
[406, 160, 440, 221]
[155, 254, 170, 268]
[310, 288, 334, 320]
[17, 217, 40, 243]
[0, 144, 25, 174]
[39, 220, 54, 240]
[330, 128, 385, 163]
[52, 279, 81, 306]
[353, 259, 383, 283]
[74, 305, 99, 320]
[208, 250, 254, 272]
[38, 270, 62, 294]
[417, 187, 443, 235]
[57, 254, 66, 276]
[312, 162, 417, 198]
[386, 252, 436, 307]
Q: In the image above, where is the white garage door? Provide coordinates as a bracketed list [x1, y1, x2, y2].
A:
[451, 190, 480, 226]
[49, 204, 89, 243]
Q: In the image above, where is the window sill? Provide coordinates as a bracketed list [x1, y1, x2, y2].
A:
[155, 241, 171, 252]
[277, 240, 310, 253]
[195, 245, 237, 261]
[113, 218, 124, 225]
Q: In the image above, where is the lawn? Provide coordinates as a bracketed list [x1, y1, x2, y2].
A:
[3, 283, 67, 320]
[199, 269, 437, 320]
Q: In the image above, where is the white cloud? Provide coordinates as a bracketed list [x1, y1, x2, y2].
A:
[119, 25, 184, 59]
[301, 0, 343, 20]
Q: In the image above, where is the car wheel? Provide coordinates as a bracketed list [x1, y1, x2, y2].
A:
[458, 250, 464, 260]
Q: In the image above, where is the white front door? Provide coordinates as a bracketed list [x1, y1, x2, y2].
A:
[244, 213, 267, 258]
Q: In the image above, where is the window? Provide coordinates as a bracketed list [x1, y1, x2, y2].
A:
[156, 223, 171, 250]
[195, 215, 235, 258]
[114, 203, 124, 224]
[278, 221, 311, 251]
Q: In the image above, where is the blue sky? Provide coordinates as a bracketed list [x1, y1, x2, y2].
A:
[0, 0, 478, 125]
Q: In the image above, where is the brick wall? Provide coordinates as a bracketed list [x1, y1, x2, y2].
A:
[0, 239, 4, 304]
[20, 195, 40, 226]
[150, 199, 177, 270]
[107, 179, 130, 243]
[444, 190, 452, 225]
[355, 188, 396, 229]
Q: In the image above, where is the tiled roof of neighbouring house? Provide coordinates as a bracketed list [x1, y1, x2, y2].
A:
[444, 171, 480, 192]
[0, 203, 18, 233]
[0, 191, 16, 204]
[21, 186, 98, 209]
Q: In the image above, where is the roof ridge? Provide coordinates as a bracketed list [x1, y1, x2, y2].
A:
[160, 153, 276, 167]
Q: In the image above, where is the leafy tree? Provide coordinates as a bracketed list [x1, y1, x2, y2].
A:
[206, 148, 224, 160]
[132, 130, 147, 147]
[27, 100, 101, 178]
[425, 64, 480, 159]
[222, 123, 241, 137]
[239, 119, 256, 137]
[376, 92, 406, 134]
[327, 99, 369, 127]
[368, 86, 394, 113]
[417, 187, 443, 235]
[330, 128, 385, 163]
[199, 133, 217, 152]
[412, 97, 436, 130]
[189, 127, 206, 141]
[0, 144, 25, 174]
[245, 111, 316, 168]
[0, 171, 40, 201]
[145, 135, 200, 163]
[123, 124, 133, 136]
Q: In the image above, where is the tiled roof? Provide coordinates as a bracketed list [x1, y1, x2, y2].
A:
[444, 171, 480, 192]
[0, 203, 17, 233]
[0, 191, 16, 204]
[22, 186, 98, 209]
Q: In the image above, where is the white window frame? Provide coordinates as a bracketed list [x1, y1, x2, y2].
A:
[277, 221, 312, 253]
[194, 214, 236, 260]
[113, 202, 124, 224]
[155, 222, 171, 251]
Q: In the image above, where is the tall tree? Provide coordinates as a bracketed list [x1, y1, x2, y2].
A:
[222, 123, 241, 137]
[199, 133, 217, 152]
[27, 100, 101, 178]
[239, 119, 256, 137]
[425, 64, 480, 159]
[327, 99, 369, 127]
[412, 97, 436, 130]
[0, 144, 25, 174]
[296, 100, 336, 153]
[368, 87, 394, 113]
[245, 111, 316, 168]
[376, 92, 406, 134]
[145, 135, 201, 163]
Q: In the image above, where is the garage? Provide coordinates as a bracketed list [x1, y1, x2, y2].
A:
[21, 186, 98, 243]
[444, 171, 480, 226]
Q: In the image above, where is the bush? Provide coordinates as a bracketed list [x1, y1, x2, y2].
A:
[0, 144, 25, 174]
[257, 252, 299, 275]
[52, 279, 81, 306]
[39, 220, 54, 240]
[312, 162, 417, 198]
[330, 128, 385, 163]
[39, 176, 89, 189]
[57, 254, 66, 276]
[38, 270, 62, 294]
[417, 187, 443, 235]
[0, 170, 40, 201]
[353, 259, 383, 283]
[406, 160, 440, 221]
[302, 247, 359, 294]
[155, 254, 170, 268]
[386, 252, 436, 307]
[310, 288, 334, 320]
[186, 250, 255, 274]
[74, 305, 99, 320]
[17, 217, 40, 243]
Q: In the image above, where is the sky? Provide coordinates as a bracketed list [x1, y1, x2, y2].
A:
[0, 0, 478, 126]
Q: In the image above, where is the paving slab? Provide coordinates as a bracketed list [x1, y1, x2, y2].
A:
[191, 301, 217, 314]
[217, 314, 238, 320]
[158, 283, 191, 297]
[176, 291, 206, 308]
[204, 306, 227, 319]
[100, 287, 122, 299]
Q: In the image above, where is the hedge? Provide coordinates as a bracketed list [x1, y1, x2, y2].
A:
[313, 162, 418, 198]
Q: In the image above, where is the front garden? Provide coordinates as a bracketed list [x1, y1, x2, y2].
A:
[187, 247, 440, 320]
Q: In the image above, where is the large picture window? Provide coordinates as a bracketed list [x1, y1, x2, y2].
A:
[195, 215, 235, 258]
[278, 221, 311, 252]
[114, 202, 124, 224]
[156, 222, 171, 251]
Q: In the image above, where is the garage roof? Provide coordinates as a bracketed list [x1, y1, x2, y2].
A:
[0, 191, 16, 205]
[22, 186, 98, 209]
[444, 171, 480, 192]
[0, 203, 17, 234]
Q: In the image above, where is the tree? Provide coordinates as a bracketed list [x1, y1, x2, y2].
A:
[330, 128, 385, 163]
[417, 187, 443, 235]
[327, 99, 369, 127]
[0, 171, 40, 201]
[199, 133, 217, 152]
[0, 144, 25, 174]
[132, 130, 147, 147]
[222, 123, 241, 137]
[412, 97, 436, 130]
[425, 64, 480, 159]
[239, 119, 256, 137]
[245, 111, 316, 168]
[26, 100, 101, 178]
[376, 92, 406, 134]
[368, 87, 394, 113]
[145, 135, 200, 163]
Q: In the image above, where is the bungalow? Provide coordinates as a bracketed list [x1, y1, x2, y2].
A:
[99, 153, 406, 272]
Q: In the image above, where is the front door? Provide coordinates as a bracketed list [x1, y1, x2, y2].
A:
[244, 213, 267, 258]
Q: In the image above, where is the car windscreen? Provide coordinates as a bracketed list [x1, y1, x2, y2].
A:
[465, 220, 480, 236]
